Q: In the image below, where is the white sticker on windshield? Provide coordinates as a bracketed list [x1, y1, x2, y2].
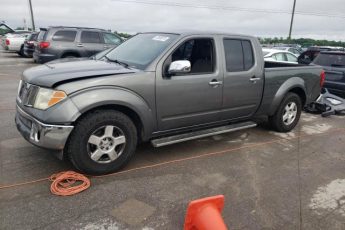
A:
[152, 36, 170, 42]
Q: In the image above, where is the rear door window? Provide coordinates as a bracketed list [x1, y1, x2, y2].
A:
[286, 53, 297, 62]
[81, 31, 102, 43]
[52, 30, 76, 42]
[103, 33, 122, 45]
[273, 53, 286, 61]
[223, 39, 254, 72]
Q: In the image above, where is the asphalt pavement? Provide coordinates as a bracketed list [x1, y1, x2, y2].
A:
[0, 48, 345, 230]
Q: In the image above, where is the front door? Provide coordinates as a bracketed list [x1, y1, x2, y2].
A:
[156, 37, 223, 131]
[220, 37, 264, 119]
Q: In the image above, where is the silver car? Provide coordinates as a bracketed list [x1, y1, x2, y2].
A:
[263, 48, 298, 64]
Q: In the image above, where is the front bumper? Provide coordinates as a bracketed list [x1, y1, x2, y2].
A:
[15, 105, 74, 150]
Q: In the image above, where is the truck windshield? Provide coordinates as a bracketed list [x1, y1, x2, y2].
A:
[105, 33, 178, 70]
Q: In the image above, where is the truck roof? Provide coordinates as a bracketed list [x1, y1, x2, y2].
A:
[140, 30, 255, 38]
[43, 26, 107, 31]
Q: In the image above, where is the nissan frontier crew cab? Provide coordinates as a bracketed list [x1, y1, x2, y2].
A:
[16, 31, 324, 175]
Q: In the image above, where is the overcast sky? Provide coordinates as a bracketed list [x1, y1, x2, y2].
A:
[1, 0, 345, 40]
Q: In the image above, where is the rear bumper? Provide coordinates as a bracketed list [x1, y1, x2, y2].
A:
[324, 81, 345, 97]
[15, 105, 74, 150]
[33, 52, 56, 63]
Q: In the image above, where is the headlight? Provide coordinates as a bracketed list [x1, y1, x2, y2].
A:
[34, 88, 67, 110]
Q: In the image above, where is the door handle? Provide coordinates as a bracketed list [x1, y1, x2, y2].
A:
[249, 76, 261, 82]
[209, 80, 223, 86]
[77, 43, 84, 47]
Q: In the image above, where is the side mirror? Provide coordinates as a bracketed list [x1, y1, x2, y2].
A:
[168, 60, 191, 75]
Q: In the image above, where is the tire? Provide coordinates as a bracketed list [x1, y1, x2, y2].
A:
[18, 46, 24, 57]
[269, 93, 302, 132]
[66, 110, 137, 175]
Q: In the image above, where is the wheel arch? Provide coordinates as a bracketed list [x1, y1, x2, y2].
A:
[268, 77, 307, 116]
[73, 104, 145, 142]
[69, 87, 156, 142]
[61, 51, 81, 58]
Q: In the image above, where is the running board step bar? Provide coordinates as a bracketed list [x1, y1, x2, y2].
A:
[151, 121, 257, 147]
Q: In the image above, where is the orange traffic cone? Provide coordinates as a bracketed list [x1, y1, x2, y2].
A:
[184, 195, 228, 230]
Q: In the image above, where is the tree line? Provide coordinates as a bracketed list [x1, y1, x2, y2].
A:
[258, 37, 345, 48]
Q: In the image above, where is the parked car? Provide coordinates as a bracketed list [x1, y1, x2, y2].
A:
[298, 46, 344, 64]
[23, 32, 38, 57]
[312, 51, 345, 97]
[16, 31, 323, 174]
[273, 46, 302, 56]
[1, 30, 31, 45]
[33, 26, 123, 63]
[1, 31, 31, 55]
[263, 48, 298, 64]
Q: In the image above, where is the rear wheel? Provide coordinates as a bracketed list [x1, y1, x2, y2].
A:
[66, 110, 137, 175]
[269, 93, 302, 132]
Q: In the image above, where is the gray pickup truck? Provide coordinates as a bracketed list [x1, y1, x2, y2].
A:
[16, 31, 323, 174]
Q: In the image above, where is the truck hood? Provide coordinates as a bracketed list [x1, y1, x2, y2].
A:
[23, 59, 138, 88]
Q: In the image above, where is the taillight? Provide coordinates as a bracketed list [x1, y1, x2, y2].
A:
[39, 41, 50, 49]
[320, 70, 325, 87]
[5, 39, 10, 45]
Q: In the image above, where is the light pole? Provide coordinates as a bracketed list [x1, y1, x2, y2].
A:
[288, 0, 297, 41]
[28, 0, 35, 31]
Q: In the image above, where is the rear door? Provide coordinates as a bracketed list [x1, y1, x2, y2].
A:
[156, 36, 223, 131]
[79, 31, 104, 56]
[49, 30, 78, 57]
[220, 37, 264, 119]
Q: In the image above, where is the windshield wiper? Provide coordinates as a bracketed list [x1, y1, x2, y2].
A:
[104, 56, 130, 68]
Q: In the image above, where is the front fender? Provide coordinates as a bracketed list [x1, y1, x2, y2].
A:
[69, 86, 155, 139]
[268, 77, 306, 115]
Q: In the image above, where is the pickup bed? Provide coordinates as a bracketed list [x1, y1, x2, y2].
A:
[15, 31, 323, 174]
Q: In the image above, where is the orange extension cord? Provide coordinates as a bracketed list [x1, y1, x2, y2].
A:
[49, 171, 90, 196]
[0, 127, 345, 196]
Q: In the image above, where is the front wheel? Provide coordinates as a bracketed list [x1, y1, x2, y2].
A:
[66, 110, 137, 175]
[269, 93, 302, 132]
